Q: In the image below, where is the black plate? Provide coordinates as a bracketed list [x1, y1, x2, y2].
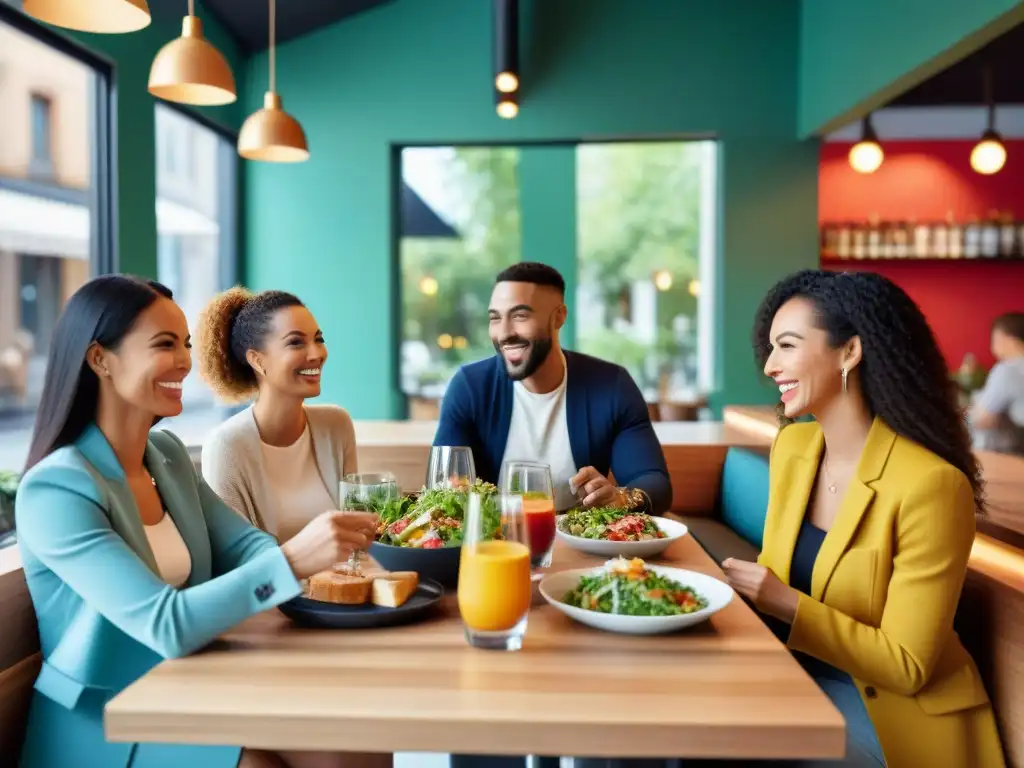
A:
[278, 578, 445, 629]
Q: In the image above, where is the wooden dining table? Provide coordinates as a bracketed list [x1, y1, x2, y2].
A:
[103, 535, 846, 761]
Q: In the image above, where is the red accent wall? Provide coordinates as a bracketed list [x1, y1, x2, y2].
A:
[819, 140, 1024, 369]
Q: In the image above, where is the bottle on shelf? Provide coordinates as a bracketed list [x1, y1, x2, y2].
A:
[980, 210, 1000, 258]
[964, 215, 981, 259]
[893, 220, 910, 258]
[852, 222, 867, 259]
[999, 211, 1016, 258]
[837, 221, 852, 259]
[913, 220, 931, 258]
[820, 224, 835, 260]
[867, 214, 882, 259]
[947, 211, 963, 259]
[932, 216, 949, 258]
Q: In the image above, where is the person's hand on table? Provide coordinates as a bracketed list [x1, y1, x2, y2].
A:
[279, 509, 379, 579]
[570, 467, 623, 508]
[722, 558, 800, 624]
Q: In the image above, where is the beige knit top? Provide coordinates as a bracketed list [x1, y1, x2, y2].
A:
[200, 404, 358, 538]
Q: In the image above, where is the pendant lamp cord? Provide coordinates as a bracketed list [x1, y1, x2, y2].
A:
[983, 64, 995, 131]
[269, 0, 276, 94]
[188, 0, 194, 17]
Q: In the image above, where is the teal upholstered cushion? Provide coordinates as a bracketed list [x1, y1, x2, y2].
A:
[718, 447, 770, 549]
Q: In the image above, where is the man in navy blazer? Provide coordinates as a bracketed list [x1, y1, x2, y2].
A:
[433, 262, 672, 515]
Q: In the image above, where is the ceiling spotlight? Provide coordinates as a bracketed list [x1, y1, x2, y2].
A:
[497, 97, 519, 119]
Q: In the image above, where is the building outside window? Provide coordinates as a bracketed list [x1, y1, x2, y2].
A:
[153, 104, 238, 445]
[0, 10, 112, 544]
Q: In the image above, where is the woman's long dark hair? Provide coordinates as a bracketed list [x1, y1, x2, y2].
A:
[24, 275, 173, 473]
[752, 269, 984, 512]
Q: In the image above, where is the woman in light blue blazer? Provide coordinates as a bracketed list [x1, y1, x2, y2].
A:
[15, 275, 379, 768]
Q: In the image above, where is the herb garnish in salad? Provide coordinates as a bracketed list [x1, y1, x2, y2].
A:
[375, 479, 501, 549]
[557, 506, 666, 542]
[564, 557, 707, 616]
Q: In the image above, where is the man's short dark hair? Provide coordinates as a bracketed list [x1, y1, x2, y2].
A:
[993, 312, 1024, 343]
[495, 262, 565, 295]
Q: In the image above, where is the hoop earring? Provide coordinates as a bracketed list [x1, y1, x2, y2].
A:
[841, 367, 848, 394]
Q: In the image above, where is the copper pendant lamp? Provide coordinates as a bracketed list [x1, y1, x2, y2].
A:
[148, 0, 236, 106]
[23, 0, 151, 33]
[238, 0, 309, 163]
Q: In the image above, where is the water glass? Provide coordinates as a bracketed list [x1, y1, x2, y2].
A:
[457, 492, 532, 651]
[426, 446, 476, 490]
[339, 472, 398, 572]
[500, 460, 556, 571]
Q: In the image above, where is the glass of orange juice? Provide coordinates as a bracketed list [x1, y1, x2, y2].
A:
[499, 461, 556, 572]
[457, 492, 532, 651]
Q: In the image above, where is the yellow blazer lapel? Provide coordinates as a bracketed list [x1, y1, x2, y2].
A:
[810, 417, 897, 600]
[761, 426, 823, 585]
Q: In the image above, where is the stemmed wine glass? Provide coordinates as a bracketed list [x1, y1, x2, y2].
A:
[338, 471, 398, 573]
[426, 446, 476, 490]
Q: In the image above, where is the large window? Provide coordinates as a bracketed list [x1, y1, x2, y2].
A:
[399, 146, 521, 417]
[576, 141, 717, 415]
[397, 140, 716, 422]
[153, 104, 238, 445]
[0, 9, 112, 545]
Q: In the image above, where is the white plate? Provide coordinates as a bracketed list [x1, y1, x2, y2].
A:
[539, 563, 733, 635]
[555, 514, 688, 558]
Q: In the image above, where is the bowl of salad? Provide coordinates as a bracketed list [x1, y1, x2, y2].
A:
[539, 557, 733, 635]
[555, 505, 688, 558]
[367, 480, 501, 589]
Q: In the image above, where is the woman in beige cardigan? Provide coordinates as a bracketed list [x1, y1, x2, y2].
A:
[196, 287, 390, 768]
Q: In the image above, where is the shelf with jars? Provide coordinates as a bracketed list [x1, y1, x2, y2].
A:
[820, 211, 1024, 262]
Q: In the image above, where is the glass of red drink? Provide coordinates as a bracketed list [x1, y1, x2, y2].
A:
[499, 460, 556, 573]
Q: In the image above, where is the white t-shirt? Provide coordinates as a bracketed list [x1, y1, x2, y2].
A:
[144, 514, 192, 588]
[500, 355, 579, 511]
[260, 424, 337, 542]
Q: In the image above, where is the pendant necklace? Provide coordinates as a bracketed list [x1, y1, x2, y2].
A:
[823, 455, 838, 494]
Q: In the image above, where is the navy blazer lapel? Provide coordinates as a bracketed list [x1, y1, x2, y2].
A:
[564, 351, 588, 470]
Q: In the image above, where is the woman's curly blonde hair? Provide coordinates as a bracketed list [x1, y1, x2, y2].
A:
[195, 286, 304, 403]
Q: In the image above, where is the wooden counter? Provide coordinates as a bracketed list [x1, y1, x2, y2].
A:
[104, 535, 845, 761]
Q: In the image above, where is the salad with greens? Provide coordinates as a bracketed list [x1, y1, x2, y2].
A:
[372, 480, 501, 549]
[564, 557, 707, 616]
[557, 506, 665, 542]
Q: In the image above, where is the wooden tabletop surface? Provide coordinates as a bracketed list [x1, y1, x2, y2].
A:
[104, 536, 845, 760]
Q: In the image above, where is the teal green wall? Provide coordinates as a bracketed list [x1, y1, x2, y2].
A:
[518, 146, 577, 349]
[799, 0, 1024, 137]
[244, 0, 820, 418]
[57, 4, 246, 277]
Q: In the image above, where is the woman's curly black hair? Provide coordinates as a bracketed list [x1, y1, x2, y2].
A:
[752, 269, 984, 512]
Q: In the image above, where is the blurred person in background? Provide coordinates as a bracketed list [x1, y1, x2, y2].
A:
[969, 312, 1024, 455]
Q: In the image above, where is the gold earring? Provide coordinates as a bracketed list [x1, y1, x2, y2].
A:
[841, 367, 848, 394]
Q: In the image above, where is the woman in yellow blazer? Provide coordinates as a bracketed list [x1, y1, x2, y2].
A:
[723, 270, 1005, 768]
